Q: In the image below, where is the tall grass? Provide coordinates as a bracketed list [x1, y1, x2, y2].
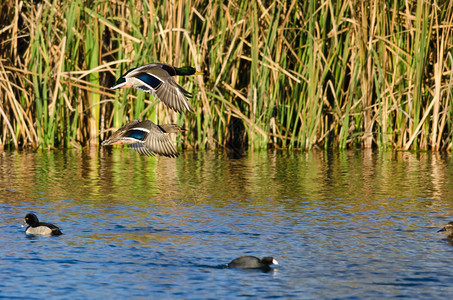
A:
[0, 0, 452, 151]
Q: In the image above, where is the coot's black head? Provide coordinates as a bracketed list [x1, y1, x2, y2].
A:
[261, 256, 278, 266]
[25, 213, 40, 227]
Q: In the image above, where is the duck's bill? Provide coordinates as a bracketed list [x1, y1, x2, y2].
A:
[438, 227, 447, 232]
[195, 71, 204, 75]
[272, 259, 279, 265]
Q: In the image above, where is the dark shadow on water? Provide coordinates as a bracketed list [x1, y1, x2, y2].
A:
[225, 116, 248, 159]
[373, 275, 441, 287]
[443, 235, 453, 246]
[192, 263, 276, 273]
[109, 225, 261, 238]
[25, 234, 64, 240]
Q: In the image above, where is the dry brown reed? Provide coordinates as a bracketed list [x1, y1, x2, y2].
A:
[0, 0, 452, 152]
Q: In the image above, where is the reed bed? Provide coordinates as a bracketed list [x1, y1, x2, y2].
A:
[0, 0, 452, 151]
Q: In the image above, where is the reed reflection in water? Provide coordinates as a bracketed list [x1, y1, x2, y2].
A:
[0, 149, 453, 298]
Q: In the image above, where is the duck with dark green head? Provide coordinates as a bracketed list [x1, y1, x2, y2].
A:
[111, 63, 203, 113]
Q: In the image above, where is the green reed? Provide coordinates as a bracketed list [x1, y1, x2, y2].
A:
[0, 0, 452, 152]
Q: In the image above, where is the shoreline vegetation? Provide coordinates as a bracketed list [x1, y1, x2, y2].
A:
[0, 0, 452, 152]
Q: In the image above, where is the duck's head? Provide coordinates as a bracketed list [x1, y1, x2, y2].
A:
[25, 213, 40, 227]
[159, 124, 186, 133]
[438, 221, 453, 234]
[175, 66, 204, 76]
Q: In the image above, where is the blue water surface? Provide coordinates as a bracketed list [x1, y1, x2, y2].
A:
[1, 150, 453, 299]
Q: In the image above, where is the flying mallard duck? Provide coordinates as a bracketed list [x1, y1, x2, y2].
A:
[102, 119, 185, 158]
[111, 63, 203, 113]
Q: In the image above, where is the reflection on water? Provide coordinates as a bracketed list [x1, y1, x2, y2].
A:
[1, 149, 453, 298]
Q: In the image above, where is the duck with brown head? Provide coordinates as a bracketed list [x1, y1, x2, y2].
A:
[438, 221, 453, 234]
[102, 119, 185, 158]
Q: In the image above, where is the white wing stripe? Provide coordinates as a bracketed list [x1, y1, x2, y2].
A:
[132, 127, 151, 133]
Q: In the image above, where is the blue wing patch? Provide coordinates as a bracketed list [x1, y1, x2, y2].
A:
[137, 73, 162, 89]
[127, 130, 147, 140]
